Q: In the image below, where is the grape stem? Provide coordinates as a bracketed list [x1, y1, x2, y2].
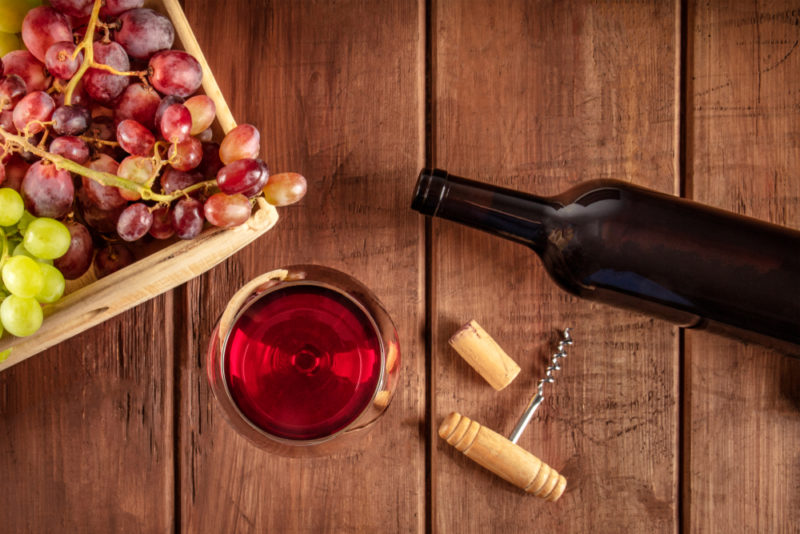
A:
[0, 126, 216, 203]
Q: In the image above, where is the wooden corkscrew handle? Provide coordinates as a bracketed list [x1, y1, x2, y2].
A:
[439, 412, 567, 501]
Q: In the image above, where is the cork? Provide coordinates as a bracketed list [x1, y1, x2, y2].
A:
[448, 320, 521, 391]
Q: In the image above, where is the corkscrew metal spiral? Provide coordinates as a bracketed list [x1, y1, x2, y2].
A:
[508, 328, 573, 444]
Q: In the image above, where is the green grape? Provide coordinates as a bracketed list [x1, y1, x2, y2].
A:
[22, 218, 71, 260]
[0, 188, 24, 227]
[0, 31, 21, 56]
[0, 294, 43, 337]
[2, 255, 44, 298]
[12, 242, 52, 264]
[35, 263, 65, 304]
[17, 211, 35, 233]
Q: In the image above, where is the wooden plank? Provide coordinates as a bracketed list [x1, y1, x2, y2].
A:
[0, 297, 174, 532]
[686, 1, 800, 531]
[431, 1, 680, 531]
[177, 0, 425, 531]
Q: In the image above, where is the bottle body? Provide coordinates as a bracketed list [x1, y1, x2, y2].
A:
[412, 169, 800, 353]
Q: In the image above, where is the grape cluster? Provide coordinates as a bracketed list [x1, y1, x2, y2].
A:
[0, 0, 308, 339]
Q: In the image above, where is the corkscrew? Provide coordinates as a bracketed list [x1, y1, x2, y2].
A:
[440, 327, 572, 501]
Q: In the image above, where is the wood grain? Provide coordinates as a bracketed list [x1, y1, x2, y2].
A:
[431, 1, 680, 531]
[685, 1, 800, 531]
[176, 0, 425, 531]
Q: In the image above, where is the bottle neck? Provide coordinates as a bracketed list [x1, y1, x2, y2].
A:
[411, 169, 557, 250]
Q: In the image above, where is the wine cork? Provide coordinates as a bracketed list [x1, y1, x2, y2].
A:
[448, 320, 520, 391]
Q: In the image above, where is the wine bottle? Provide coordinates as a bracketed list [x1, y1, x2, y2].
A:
[411, 168, 800, 355]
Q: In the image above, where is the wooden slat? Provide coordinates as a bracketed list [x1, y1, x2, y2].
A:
[686, 1, 800, 531]
[0, 297, 174, 532]
[432, 1, 680, 531]
[177, 0, 425, 531]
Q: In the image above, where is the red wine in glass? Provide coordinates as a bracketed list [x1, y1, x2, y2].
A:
[207, 265, 400, 455]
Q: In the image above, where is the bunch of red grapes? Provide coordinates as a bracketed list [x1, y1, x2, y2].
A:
[0, 0, 306, 339]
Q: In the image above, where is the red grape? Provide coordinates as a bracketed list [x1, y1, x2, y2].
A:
[117, 119, 155, 156]
[218, 123, 260, 164]
[216, 158, 269, 198]
[117, 155, 154, 200]
[50, 0, 94, 18]
[204, 192, 251, 228]
[160, 166, 201, 194]
[117, 202, 153, 241]
[0, 74, 27, 111]
[21, 160, 74, 218]
[171, 197, 204, 239]
[3, 155, 29, 191]
[77, 186, 125, 234]
[84, 154, 126, 209]
[196, 128, 213, 142]
[0, 111, 15, 134]
[85, 115, 115, 142]
[167, 136, 202, 171]
[54, 78, 90, 108]
[148, 50, 202, 98]
[159, 103, 191, 143]
[115, 8, 174, 60]
[12, 91, 55, 134]
[52, 105, 91, 136]
[101, 0, 145, 18]
[49, 135, 90, 164]
[53, 221, 94, 280]
[148, 206, 174, 239]
[84, 41, 131, 104]
[94, 243, 134, 278]
[44, 41, 83, 80]
[262, 172, 308, 206]
[184, 95, 215, 135]
[21, 7, 72, 64]
[2, 50, 51, 92]
[114, 83, 161, 130]
[198, 141, 224, 178]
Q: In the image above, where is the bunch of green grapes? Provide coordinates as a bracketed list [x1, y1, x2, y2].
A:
[0, 186, 70, 338]
[0, 0, 40, 56]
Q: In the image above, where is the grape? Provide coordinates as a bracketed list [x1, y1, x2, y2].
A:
[117, 155, 154, 201]
[84, 41, 131, 104]
[204, 192, 251, 228]
[54, 78, 90, 108]
[49, 135, 89, 163]
[76, 186, 124, 233]
[0, 110, 15, 134]
[114, 83, 161, 130]
[101, 0, 144, 19]
[216, 158, 269, 198]
[2, 155, 28, 191]
[11, 242, 51, 264]
[196, 128, 213, 142]
[2, 255, 43, 298]
[22, 217, 71, 259]
[2, 50, 50, 92]
[148, 50, 202, 98]
[262, 172, 308, 206]
[160, 166, 201, 194]
[50, 0, 94, 18]
[0, 163, 5, 186]
[21, 160, 73, 218]
[35, 262, 64, 304]
[0, 32, 22, 58]
[52, 104, 90, 135]
[15, 210, 35, 233]
[116, 119, 155, 156]
[159, 103, 191, 143]
[0, 295, 43, 337]
[53, 221, 93, 279]
[115, 8, 174, 60]
[148, 207, 174, 239]
[171, 197, 204, 239]
[167, 136, 202, 172]
[198, 141, 223, 178]
[12, 90, 54, 134]
[83, 154, 126, 210]
[0, 0, 34, 34]
[0, 187, 24, 225]
[94, 243, 133, 278]
[116, 202, 152, 241]
[0, 74, 26, 111]
[85, 114, 115, 141]
[44, 41, 82, 80]
[153, 95, 182, 129]
[21, 7, 72, 63]
[219, 124, 260, 164]
[184, 95, 215, 135]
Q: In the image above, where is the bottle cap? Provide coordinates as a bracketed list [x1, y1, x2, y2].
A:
[448, 320, 521, 391]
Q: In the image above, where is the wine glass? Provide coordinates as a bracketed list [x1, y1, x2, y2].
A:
[206, 265, 400, 456]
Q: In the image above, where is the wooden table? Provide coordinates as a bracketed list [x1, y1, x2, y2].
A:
[2, 1, 799, 531]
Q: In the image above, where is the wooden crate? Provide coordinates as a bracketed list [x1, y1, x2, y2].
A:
[0, 0, 279, 371]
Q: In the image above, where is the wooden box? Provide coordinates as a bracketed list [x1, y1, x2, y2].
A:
[0, 0, 279, 371]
